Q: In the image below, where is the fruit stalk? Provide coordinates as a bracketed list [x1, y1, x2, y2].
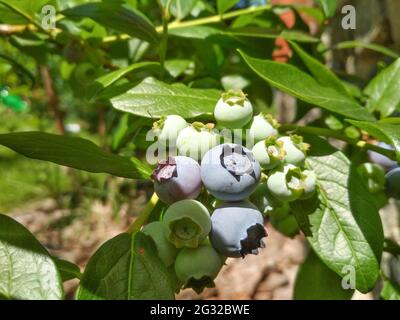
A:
[127, 193, 159, 234]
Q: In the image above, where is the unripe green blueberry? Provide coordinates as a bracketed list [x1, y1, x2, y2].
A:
[152, 115, 187, 146]
[267, 164, 307, 202]
[176, 122, 220, 160]
[174, 244, 223, 294]
[252, 136, 286, 170]
[357, 162, 386, 193]
[250, 182, 290, 219]
[142, 221, 179, 267]
[163, 199, 211, 248]
[214, 90, 253, 128]
[248, 113, 279, 143]
[277, 135, 309, 167]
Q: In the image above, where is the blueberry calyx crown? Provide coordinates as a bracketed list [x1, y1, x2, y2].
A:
[240, 224, 267, 257]
[221, 89, 247, 107]
[220, 145, 257, 182]
[151, 157, 177, 182]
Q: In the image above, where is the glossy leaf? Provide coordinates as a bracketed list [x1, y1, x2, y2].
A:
[292, 142, 383, 293]
[62, 3, 159, 44]
[239, 50, 374, 121]
[77, 232, 175, 300]
[364, 59, 400, 117]
[111, 77, 220, 118]
[88, 62, 161, 100]
[0, 214, 63, 300]
[0, 0, 50, 24]
[0, 132, 152, 179]
[294, 249, 354, 300]
[169, 0, 199, 20]
[347, 120, 400, 162]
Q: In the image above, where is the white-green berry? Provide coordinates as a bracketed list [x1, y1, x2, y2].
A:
[214, 90, 253, 129]
[153, 115, 187, 146]
[249, 113, 279, 143]
[277, 135, 309, 166]
[252, 136, 286, 170]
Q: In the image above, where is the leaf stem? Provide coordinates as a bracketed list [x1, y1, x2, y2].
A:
[127, 193, 159, 234]
[280, 124, 397, 160]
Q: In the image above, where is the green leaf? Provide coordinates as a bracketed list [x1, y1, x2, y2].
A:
[111, 77, 220, 118]
[315, 0, 338, 18]
[217, 0, 239, 14]
[77, 232, 175, 300]
[294, 249, 354, 300]
[334, 41, 399, 59]
[364, 59, 400, 117]
[165, 59, 192, 78]
[239, 50, 374, 121]
[53, 257, 82, 282]
[292, 141, 383, 293]
[381, 280, 400, 300]
[0, 132, 152, 180]
[62, 3, 159, 44]
[169, 26, 221, 40]
[346, 120, 400, 162]
[88, 62, 161, 100]
[0, 214, 63, 300]
[289, 41, 350, 97]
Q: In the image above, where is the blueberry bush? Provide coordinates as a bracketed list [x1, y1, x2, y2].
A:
[0, 0, 400, 300]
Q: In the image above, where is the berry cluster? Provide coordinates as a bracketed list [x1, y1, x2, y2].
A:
[144, 90, 317, 294]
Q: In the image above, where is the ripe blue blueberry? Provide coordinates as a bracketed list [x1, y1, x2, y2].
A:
[267, 164, 313, 202]
[176, 122, 220, 160]
[174, 244, 223, 294]
[277, 135, 309, 166]
[201, 143, 261, 201]
[368, 142, 398, 171]
[210, 201, 267, 258]
[385, 167, 400, 200]
[163, 199, 211, 248]
[250, 182, 290, 219]
[152, 156, 202, 204]
[142, 221, 179, 267]
[248, 113, 279, 143]
[252, 136, 286, 170]
[152, 115, 187, 146]
[214, 90, 253, 128]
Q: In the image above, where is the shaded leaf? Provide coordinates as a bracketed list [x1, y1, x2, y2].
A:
[0, 132, 152, 180]
[315, 0, 338, 18]
[334, 41, 399, 59]
[53, 257, 82, 282]
[217, 0, 239, 14]
[62, 3, 159, 44]
[77, 232, 175, 300]
[294, 249, 354, 300]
